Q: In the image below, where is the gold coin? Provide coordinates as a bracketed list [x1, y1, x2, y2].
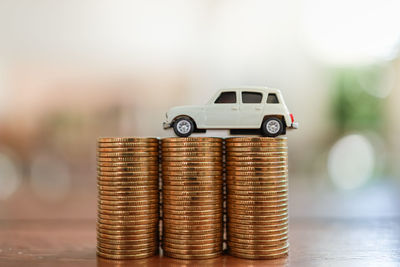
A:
[163, 231, 222, 240]
[226, 146, 287, 152]
[162, 166, 223, 171]
[226, 165, 287, 171]
[225, 137, 287, 142]
[227, 185, 288, 193]
[98, 162, 158, 167]
[161, 171, 221, 177]
[163, 227, 222, 235]
[228, 249, 288, 260]
[98, 166, 159, 172]
[162, 142, 222, 147]
[163, 199, 222, 207]
[98, 151, 159, 157]
[227, 195, 287, 202]
[161, 151, 221, 157]
[99, 189, 159, 196]
[162, 246, 222, 255]
[163, 237, 222, 246]
[99, 208, 159, 215]
[163, 217, 222, 225]
[163, 222, 223, 231]
[98, 185, 158, 191]
[97, 147, 159, 152]
[226, 174, 287, 180]
[98, 175, 158, 181]
[228, 221, 288, 231]
[163, 251, 221, 260]
[99, 193, 158, 200]
[162, 194, 221, 201]
[98, 137, 159, 143]
[97, 170, 158, 177]
[98, 156, 158, 162]
[228, 234, 288, 243]
[98, 198, 158, 205]
[161, 156, 221, 162]
[161, 161, 222, 167]
[162, 137, 222, 143]
[97, 222, 158, 231]
[161, 209, 222, 216]
[225, 141, 287, 147]
[228, 231, 288, 241]
[162, 175, 222, 180]
[97, 177, 159, 184]
[226, 150, 288, 156]
[226, 162, 287, 168]
[161, 146, 222, 152]
[163, 213, 222, 221]
[228, 240, 288, 250]
[98, 242, 158, 250]
[228, 224, 288, 234]
[98, 180, 158, 187]
[97, 245, 157, 255]
[227, 216, 288, 226]
[226, 188, 288, 196]
[98, 231, 158, 240]
[162, 180, 222, 187]
[161, 190, 220, 196]
[228, 242, 289, 253]
[99, 203, 158, 210]
[163, 241, 221, 250]
[98, 141, 159, 147]
[97, 227, 157, 235]
[227, 179, 287, 186]
[97, 237, 158, 245]
[98, 216, 159, 225]
[162, 185, 222, 192]
[227, 203, 288, 211]
[97, 250, 157, 260]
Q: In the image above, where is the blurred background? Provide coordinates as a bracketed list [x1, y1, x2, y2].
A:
[0, 0, 400, 221]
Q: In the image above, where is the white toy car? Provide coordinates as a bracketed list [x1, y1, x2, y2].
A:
[163, 87, 298, 137]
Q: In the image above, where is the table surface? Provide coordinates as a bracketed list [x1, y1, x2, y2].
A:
[0, 217, 399, 267]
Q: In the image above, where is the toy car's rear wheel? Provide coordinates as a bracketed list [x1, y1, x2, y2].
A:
[261, 117, 283, 137]
[173, 117, 194, 137]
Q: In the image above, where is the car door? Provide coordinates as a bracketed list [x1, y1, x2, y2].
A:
[204, 91, 239, 128]
[239, 91, 264, 128]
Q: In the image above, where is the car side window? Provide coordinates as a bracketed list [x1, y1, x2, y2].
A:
[214, 92, 236, 104]
[267, 93, 279, 104]
[242, 92, 262, 103]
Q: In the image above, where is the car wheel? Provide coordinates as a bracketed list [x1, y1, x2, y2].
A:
[173, 117, 195, 137]
[261, 117, 283, 137]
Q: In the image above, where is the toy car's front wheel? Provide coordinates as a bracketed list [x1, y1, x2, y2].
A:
[173, 117, 194, 137]
[261, 117, 283, 137]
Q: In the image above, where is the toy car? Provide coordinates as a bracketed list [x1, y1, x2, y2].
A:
[163, 87, 298, 137]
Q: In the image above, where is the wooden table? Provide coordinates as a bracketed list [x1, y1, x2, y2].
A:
[1, 217, 399, 266]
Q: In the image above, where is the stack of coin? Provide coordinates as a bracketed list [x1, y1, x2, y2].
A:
[161, 137, 224, 260]
[97, 137, 160, 260]
[225, 137, 289, 260]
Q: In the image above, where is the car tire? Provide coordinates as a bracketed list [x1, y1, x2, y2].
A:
[173, 117, 195, 137]
[261, 117, 283, 137]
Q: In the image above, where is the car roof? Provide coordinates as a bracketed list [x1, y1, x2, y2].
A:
[219, 87, 281, 94]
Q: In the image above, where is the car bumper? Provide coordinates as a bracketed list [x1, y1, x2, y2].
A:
[163, 121, 172, 129]
[290, 122, 299, 129]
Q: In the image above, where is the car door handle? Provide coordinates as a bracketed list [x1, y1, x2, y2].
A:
[255, 107, 262, 110]
[232, 106, 239, 110]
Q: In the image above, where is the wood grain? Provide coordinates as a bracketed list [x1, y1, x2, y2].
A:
[0, 217, 399, 266]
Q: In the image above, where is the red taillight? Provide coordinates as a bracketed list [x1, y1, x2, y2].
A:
[290, 113, 294, 123]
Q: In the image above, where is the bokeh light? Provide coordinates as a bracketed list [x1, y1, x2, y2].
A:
[30, 152, 71, 201]
[301, 0, 400, 64]
[0, 152, 21, 200]
[328, 134, 375, 190]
